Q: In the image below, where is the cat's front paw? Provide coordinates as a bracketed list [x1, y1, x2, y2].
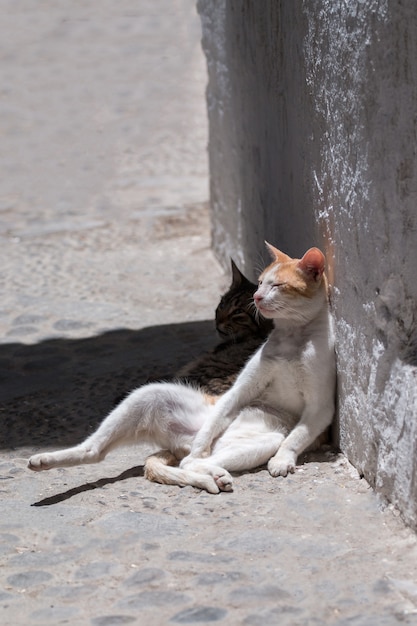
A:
[268, 451, 296, 478]
[28, 453, 54, 471]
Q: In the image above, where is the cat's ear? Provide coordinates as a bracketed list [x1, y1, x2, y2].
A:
[230, 259, 251, 288]
[230, 259, 243, 287]
[297, 247, 325, 282]
[265, 241, 291, 264]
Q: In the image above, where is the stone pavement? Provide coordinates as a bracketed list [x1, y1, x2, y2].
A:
[1, 2, 417, 625]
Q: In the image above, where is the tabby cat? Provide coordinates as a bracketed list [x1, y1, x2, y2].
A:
[177, 259, 273, 395]
[28, 244, 336, 494]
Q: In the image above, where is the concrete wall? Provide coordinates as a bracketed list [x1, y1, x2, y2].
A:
[198, 0, 417, 529]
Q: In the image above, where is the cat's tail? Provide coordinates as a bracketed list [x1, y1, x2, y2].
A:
[144, 450, 222, 494]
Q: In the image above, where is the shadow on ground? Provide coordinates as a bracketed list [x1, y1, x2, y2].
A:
[0, 320, 217, 449]
[31, 464, 146, 507]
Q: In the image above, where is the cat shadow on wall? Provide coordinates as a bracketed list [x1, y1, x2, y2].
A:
[0, 321, 218, 450]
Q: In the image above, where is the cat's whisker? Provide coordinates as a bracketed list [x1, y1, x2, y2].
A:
[248, 300, 269, 327]
[254, 250, 267, 277]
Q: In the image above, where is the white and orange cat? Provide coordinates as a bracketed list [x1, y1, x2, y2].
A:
[28, 244, 336, 493]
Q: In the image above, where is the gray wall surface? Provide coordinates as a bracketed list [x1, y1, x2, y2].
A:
[198, 0, 417, 529]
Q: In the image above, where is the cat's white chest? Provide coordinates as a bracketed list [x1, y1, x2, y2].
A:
[260, 356, 306, 415]
[257, 323, 329, 414]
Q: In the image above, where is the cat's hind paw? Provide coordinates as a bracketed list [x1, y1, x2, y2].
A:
[212, 468, 233, 492]
[28, 453, 55, 471]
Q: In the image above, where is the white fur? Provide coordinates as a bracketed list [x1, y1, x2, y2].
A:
[28, 248, 336, 494]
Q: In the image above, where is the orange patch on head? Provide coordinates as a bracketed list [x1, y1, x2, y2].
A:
[259, 245, 327, 299]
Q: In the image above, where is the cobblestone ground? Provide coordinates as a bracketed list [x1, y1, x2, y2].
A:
[1, 2, 417, 625]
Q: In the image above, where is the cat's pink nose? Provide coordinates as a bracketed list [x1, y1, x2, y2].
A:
[254, 292, 263, 304]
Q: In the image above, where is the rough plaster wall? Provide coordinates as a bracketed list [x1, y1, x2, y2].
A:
[303, 0, 417, 529]
[198, 0, 417, 529]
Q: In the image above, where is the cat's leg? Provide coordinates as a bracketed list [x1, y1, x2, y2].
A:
[267, 410, 333, 477]
[28, 399, 135, 471]
[144, 450, 221, 494]
[187, 349, 271, 459]
[28, 383, 208, 472]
